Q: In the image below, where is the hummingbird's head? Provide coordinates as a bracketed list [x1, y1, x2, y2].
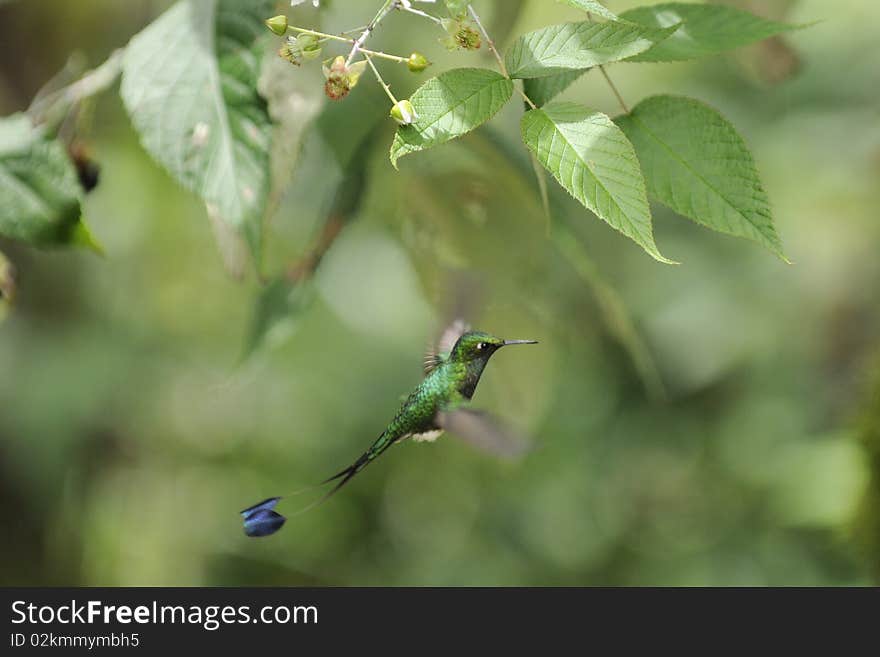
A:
[450, 331, 538, 364]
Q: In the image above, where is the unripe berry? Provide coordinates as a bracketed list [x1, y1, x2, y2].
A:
[264, 15, 288, 37]
[407, 52, 429, 73]
[390, 99, 418, 125]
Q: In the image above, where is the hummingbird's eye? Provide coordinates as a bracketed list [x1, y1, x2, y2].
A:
[476, 342, 486, 351]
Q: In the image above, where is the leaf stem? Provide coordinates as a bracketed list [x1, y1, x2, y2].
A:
[467, 3, 537, 110]
[287, 26, 408, 63]
[587, 12, 630, 114]
[597, 65, 629, 113]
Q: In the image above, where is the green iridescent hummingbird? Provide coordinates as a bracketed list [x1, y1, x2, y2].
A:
[241, 322, 538, 537]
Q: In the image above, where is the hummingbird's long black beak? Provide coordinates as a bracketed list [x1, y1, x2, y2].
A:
[503, 339, 538, 346]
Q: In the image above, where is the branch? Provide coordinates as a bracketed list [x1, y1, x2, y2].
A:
[288, 26, 408, 63]
[364, 54, 398, 104]
[346, 0, 395, 66]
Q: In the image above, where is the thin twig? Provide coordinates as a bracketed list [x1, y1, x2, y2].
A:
[598, 65, 629, 113]
[364, 54, 398, 104]
[399, 4, 443, 24]
[467, 3, 537, 110]
[340, 25, 370, 35]
[288, 26, 408, 63]
[467, 4, 507, 77]
[346, 0, 395, 66]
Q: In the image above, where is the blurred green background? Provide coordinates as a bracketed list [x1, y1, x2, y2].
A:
[1, 0, 879, 585]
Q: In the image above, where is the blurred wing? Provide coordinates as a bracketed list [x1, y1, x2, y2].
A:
[436, 409, 530, 459]
[423, 319, 470, 374]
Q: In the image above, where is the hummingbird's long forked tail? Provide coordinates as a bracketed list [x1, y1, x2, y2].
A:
[241, 431, 397, 537]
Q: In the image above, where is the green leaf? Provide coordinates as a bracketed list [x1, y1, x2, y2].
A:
[524, 70, 587, 107]
[615, 95, 785, 260]
[120, 0, 274, 263]
[505, 20, 678, 79]
[521, 102, 673, 263]
[557, 0, 618, 21]
[0, 113, 84, 246]
[620, 2, 802, 62]
[390, 68, 513, 169]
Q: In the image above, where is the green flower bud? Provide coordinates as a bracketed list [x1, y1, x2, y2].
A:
[299, 34, 322, 61]
[390, 99, 418, 126]
[265, 15, 288, 37]
[407, 52, 430, 73]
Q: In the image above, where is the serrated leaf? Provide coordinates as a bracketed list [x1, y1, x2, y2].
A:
[524, 70, 587, 107]
[121, 0, 274, 263]
[505, 20, 678, 79]
[615, 95, 785, 260]
[620, 2, 802, 62]
[521, 102, 673, 263]
[557, 0, 617, 21]
[390, 68, 513, 169]
[0, 113, 85, 246]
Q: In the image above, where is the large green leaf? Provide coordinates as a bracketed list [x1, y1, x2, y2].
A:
[620, 3, 802, 62]
[521, 102, 672, 263]
[121, 0, 274, 262]
[0, 113, 83, 246]
[557, 0, 617, 21]
[390, 68, 513, 169]
[615, 95, 785, 260]
[524, 70, 587, 107]
[505, 20, 678, 79]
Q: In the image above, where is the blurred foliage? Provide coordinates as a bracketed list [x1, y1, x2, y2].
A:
[0, 0, 879, 585]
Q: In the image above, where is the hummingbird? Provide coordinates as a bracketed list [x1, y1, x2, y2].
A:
[240, 321, 538, 537]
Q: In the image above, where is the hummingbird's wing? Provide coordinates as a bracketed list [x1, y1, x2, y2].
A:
[435, 408, 530, 459]
[424, 319, 470, 374]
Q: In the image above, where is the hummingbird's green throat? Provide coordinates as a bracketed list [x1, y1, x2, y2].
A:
[241, 325, 538, 537]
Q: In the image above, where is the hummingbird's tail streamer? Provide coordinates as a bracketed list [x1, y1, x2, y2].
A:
[240, 432, 398, 537]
